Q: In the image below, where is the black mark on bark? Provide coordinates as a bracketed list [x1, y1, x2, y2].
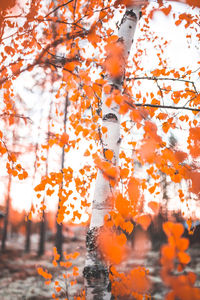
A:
[103, 113, 118, 122]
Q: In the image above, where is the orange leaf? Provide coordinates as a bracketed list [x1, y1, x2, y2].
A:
[161, 244, 176, 260]
[115, 193, 131, 218]
[104, 42, 125, 79]
[114, 0, 148, 8]
[136, 214, 151, 231]
[102, 126, 108, 134]
[84, 149, 90, 156]
[104, 149, 113, 161]
[72, 252, 80, 259]
[60, 133, 69, 145]
[55, 286, 61, 292]
[127, 178, 140, 208]
[148, 201, 160, 214]
[120, 168, 129, 179]
[148, 185, 156, 194]
[98, 228, 127, 264]
[163, 222, 184, 239]
[73, 210, 81, 220]
[176, 238, 189, 252]
[187, 272, 196, 285]
[46, 188, 54, 196]
[178, 251, 191, 264]
[103, 84, 112, 94]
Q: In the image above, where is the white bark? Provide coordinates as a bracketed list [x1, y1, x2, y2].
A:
[90, 6, 141, 230]
[84, 7, 142, 299]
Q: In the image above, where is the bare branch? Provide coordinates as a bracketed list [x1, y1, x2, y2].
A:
[127, 76, 196, 85]
[125, 100, 200, 112]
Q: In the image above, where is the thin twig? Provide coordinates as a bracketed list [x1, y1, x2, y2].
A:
[45, 0, 74, 18]
[127, 76, 195, 84]
[0, 113, 32, 122]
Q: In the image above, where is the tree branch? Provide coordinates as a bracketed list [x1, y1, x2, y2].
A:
[125, 100, 200, 112]
[127, 76, 196, 85]
[0, 113, 32, 122]
[45, 0, 74, 18]
[0, 29, 89, 87]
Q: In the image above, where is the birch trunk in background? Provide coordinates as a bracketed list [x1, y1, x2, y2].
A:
[84, 5, 142, 299]
[38, 97, 53, 256]
[25, 125, 41, 253]
[1, 129, 16, 252]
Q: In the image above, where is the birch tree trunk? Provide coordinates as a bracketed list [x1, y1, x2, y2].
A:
[84, 5, 142, 299]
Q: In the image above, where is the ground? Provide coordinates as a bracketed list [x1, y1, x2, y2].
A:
[0, 227, 86, 300]
[0, 227, 200, 299]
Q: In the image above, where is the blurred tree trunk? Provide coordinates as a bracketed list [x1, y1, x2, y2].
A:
[25, 218, 31, 253]
[37, 146, 48, 256]
[38, 105, 53, 256]
[55, 221, 63, 260]
[1, 128, 17, 252]
[38, 209, 46, 256]
[25, 141, 39, 253]
[55, 94, 68, 260]
[1, 174, 12, 252]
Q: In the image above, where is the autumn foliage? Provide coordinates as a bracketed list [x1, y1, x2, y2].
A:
[161, 222, 200, 300]
[1, 0, 200, 299]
